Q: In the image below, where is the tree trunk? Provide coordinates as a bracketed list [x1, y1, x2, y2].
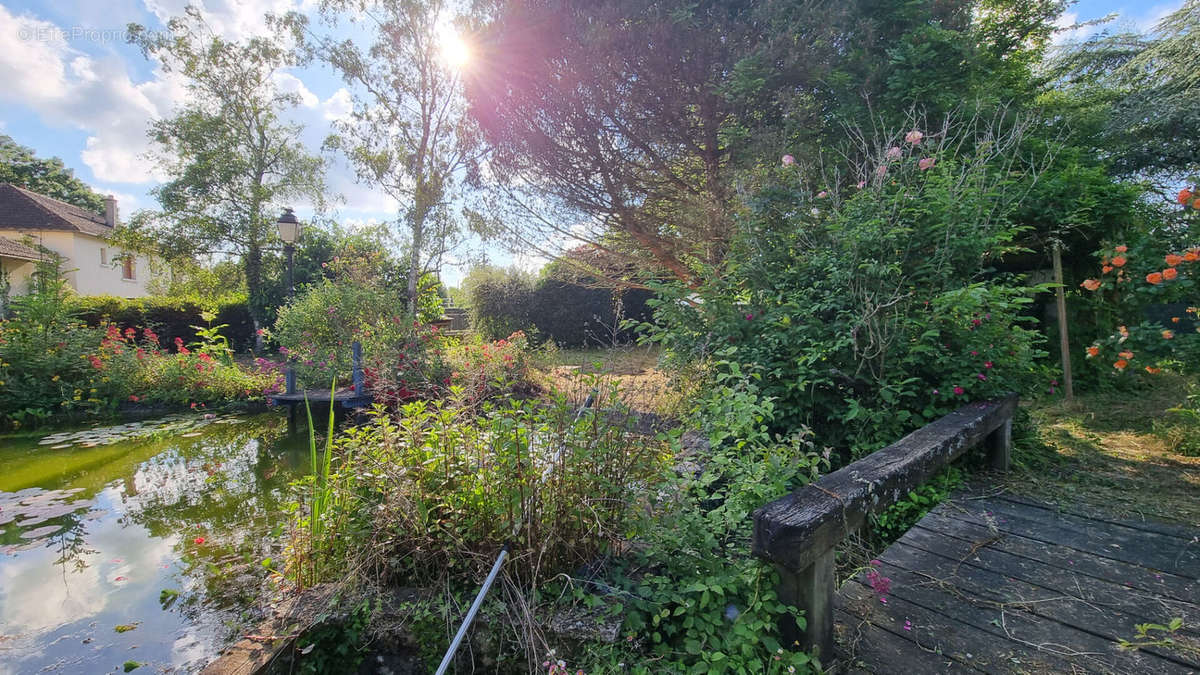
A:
[245, 241, 265, 323]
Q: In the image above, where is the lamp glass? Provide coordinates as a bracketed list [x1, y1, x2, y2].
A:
[276, 215, 301, 244]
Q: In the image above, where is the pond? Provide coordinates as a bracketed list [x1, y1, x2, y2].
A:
[0, 412, 309, 674]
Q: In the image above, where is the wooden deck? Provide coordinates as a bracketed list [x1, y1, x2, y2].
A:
[836, 492, 1200, 673]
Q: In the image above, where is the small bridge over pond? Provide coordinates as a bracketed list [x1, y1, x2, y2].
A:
[268, 341, 374, 428]
[754, 396, 1200, 673]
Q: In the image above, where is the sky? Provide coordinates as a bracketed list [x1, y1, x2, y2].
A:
[0, 0, 1186, 285]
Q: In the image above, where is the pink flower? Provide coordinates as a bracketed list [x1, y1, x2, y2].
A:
[875, 165, 888, 178]
[918, 157, 936, 171]
[745, 313, 754, 320]
[977, 373, 987, 381]
[905, 129, 924, 145]
[885, 146, 902, 160]
[816, 190, 828, 198]
[856, 180, 866, 188]
[984, 361, 993, 368]
[953, 386, 965, 395]
[781, 154, 795, 166]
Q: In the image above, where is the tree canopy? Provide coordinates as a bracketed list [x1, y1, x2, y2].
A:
[0, 135, 105, 213]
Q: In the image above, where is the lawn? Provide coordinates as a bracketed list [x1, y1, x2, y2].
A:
[530, 344, 689, 416]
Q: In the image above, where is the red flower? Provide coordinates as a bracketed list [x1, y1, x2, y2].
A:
[129, 395, 139, 402]
[194, 536, 206, 545]
[1179, 188, 1194, 205]
[953, 386, 964, 395]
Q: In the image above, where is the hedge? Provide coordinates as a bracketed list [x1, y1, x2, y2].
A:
[469, 275, 655, 347]
[68, 294, 256, 352]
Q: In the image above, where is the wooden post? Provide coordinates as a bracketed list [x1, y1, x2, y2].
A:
[352, 341, 364, 394]
[776, 548, 835, 661]
[285, 362, 297, 395]
[1052, 242, 1075, 403]
[986, 417, 1012, 471]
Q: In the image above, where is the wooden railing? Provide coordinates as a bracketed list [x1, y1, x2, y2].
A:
[751, 394, 1018, 660]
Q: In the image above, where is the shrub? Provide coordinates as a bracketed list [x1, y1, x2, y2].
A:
[69, 294, 256, 352]
[1076, 239, 1199, 376]
[645, 116, 1050, 456]
[464, 266, 537, 340]
[269, 279, 418, 387]
[440, 330, 534, 402]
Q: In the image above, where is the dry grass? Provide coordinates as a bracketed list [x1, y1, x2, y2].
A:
[529, 344, 692, 417]
[1005, 374, 1200, 527]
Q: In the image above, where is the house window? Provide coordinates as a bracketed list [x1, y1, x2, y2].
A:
[100, 247, 108, 265]
[122, 256, 135, 281]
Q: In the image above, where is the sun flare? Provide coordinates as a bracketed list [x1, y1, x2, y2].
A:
[440, 26, 471, 69]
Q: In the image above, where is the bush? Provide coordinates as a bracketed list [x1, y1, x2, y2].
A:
[465, 266, 656, 347]
[269, 279, 418, 388]
[69, 294, 255, 352]
[645, 116, 1050, 457]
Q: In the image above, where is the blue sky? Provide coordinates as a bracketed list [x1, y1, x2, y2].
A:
[0, 0, 1185, 284]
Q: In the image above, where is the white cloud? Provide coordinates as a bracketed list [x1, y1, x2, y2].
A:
[142, 0, 303, 43]
[321, 87, 353, 122]
[272, 71, 318, 108]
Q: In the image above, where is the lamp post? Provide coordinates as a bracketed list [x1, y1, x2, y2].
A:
[276, 208, 301, 298]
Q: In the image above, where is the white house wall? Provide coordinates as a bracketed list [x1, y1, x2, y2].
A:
[11, 230, 152, 298]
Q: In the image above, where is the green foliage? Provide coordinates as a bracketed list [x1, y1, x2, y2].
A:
[589, 371, 824, 673]
[293, 599, 374, 674]
[645, 116, 1050, 455]
[0, 134, 106, 212]
[464, 264, 655, 347]
[68, 294, 255, 352]
[871, 467, 963, 544]
[1117, 617, 1186, 653]
[268, 279, 420, 387]
[126, 7, 326, 323]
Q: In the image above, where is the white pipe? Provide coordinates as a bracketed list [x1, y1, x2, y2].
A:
[434, 544, 510, 675]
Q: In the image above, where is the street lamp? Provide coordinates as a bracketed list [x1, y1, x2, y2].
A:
[276, 208, 301, 298]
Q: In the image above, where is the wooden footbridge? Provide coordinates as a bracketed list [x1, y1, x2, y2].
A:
[268, 341, 374, 428]
[753, 396, 1200, 673]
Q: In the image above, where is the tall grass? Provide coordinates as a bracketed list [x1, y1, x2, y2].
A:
[292, 380, 343, 589]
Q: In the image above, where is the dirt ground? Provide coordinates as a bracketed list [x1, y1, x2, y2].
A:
[529, 344, 689, 416]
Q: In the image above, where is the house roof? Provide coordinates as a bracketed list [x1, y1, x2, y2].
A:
[0, 237, 45, 262]
[0, 183, 112, 237]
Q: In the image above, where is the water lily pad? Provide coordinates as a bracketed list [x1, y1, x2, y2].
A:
[19, 525, 62, 539]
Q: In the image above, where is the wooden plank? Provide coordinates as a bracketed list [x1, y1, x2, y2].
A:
[838, 578, 1073, 673]
[991, 492, 1199, 542]
[881, 539, 1200, 670]
[753, 395, 1017, 573]
[919, 509, 1200, 605]
[947, 498, 1200, 580]
[860, 555, 1196, 674]
[898, 524, 1200, 636]
[835, 608, 986, 674]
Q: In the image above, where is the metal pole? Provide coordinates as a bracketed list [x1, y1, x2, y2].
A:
[434, 543, 510, 675]
[1052, 241, 1075, 403]
[285, 243, 295, 299]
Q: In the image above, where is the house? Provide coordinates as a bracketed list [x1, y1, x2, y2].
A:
[0, 184, 154, 298]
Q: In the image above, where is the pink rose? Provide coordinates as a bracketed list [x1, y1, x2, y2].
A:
[918, 157, 936, 171]
[781, 154, 795, 166]
[885, 146, 903, 160]
[905, 129, 923, 145]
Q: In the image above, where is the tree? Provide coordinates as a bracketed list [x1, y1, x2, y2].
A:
[126, 8, 325, 323]
[466, 0, 1064, 288]
[280, 0, 481, 313]
[0, 135, 105, 212]
[1048, 0, 1200, 184]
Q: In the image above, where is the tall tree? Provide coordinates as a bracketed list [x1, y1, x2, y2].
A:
[466, 0, 1062, 288]
[127, 8, 325, 322]
[280, 0, 481, 313]
[0, 135, 105, 212]
[1048, 0, 1200, 184]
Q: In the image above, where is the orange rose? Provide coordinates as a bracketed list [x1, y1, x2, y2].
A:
[1173, 317, 1181, 323]
[1185, 251, 1199, 262]
[1180, 188, 1194, 204]
[1081, 279, 1101, 291]
[1114, 359, 1128, 370]
[1111, 256, 1127, 267]
[1101, 265, 1114, 274]
[1086, 346, 1100, 358]
[1145, 367, 1161, 374]
[1119, 350, 1134, 359]
[1194, 198, 1200, 210]
[1166, 254, 1183, 266]
[1163, 267, 1178, 281]
[1147, 271, 1164, 284]
[1162, 330, 1175, 340]
[1114, 245, 1127, 253]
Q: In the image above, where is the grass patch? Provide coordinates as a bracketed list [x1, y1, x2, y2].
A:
[1003, 374, 1200, 526]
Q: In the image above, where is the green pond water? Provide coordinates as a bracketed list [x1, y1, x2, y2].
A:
[0, 412, 310, 674]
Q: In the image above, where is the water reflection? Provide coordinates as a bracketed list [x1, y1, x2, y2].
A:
[0, 413, 307, 673]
